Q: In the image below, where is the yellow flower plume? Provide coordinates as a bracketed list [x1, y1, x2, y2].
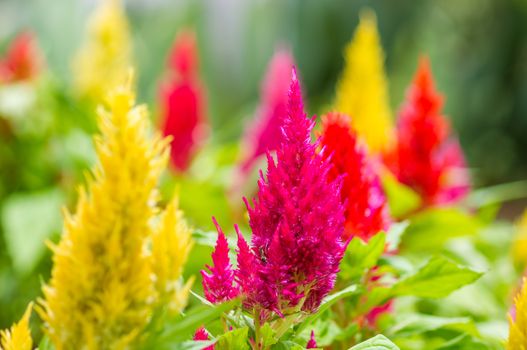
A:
[0, 303, 33, 350]
[334, 9, 393, 152]
[513, 210, 527, 270]
[38, 74, 181, 349]
[508, 279, 527, 349]
[73, 0, 132, 101]
[151, 196, 194, 314]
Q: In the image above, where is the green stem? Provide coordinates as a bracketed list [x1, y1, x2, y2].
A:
[254, 308, 262, 350]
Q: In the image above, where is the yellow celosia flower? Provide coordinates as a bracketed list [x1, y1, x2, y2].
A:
[334, 9, 393, 152]
[513, 210, 527, 269]
[508, 279, 527, 349]
[39, 74, 171, 350]
[73, 0, 132, 101]
[0, 303, 33, 350]
[151, 196, 194, 314]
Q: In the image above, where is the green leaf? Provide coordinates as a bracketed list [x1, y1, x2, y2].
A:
[340, 233, 386, 281]
[388, 314, 480, 338]
[273, 341, 306, 350]
[391, 256, 483, 298]
[215, 327, 250, 350]
[467, 180, 527, 208]
[381, 171, 421, 218]
[1, 188, 64, 274]
[385, 221, 409, 252]
[349, 335, 400, 350]
[260, 323, 278, 348]
[402, 208, 481, 252]
[38, 336, 55, 350]
[296, 284, 360, 335]
[156, 299, 240, 343]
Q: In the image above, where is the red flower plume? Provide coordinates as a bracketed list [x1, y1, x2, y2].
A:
[159, 30, 207, 171]
[0, 31, 42, 83]
[319, 112, 390, 242]
[385, 57, 469, 206]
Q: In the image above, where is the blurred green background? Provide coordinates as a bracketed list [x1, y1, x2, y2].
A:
[1, 0, 527, 330]
[3, 0, 527, 185]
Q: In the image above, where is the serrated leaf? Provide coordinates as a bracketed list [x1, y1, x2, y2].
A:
[391, 256, 483, 298]
[349, 334, 400, 350]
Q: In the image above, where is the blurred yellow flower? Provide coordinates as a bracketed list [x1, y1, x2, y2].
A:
[334, 9, 393, 153]
[0, 303, 33, 350]
[73, 0, 131, 101]
[39, 74, 172, 349]
[508, 279, 527, 349]
[513, 210, 527, 269]
[151, 196, 194, 314]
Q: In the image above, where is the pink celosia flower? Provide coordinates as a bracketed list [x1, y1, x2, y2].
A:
[159, 30, 207, 171]
[306, 330, 317, 349]
[0, 31, 42, 83]
[193, 327, 214, 350]
[240, 68, 346, 317]
[319, 112, 390, 242]
[201, 218, 239, 303]
[384, 57, 469, 206]
[239, 48, 295, 174]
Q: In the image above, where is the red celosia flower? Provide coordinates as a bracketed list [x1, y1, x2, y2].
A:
[241, 68, 346, 317]
[0, 31, 42, 83]
[201, 218, 239, 303]
[193, 327, 214, 350]
[306, 330, 317, 349]
[385, 57, 469, 206]
[319, 112, 390, 242]
[239, 48, 295, 174]
[159, 30, 207, 171]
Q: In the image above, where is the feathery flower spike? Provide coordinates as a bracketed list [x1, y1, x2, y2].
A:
[0, 31, 42, 83]
[306, 330, 317, 349]
[239, 48, 295, 175]
[385, 57, 469, 206]
[193, 327, 214, 350]
[241, 67, 346, 316]
[201, 217, 239, 303]
[160, 30, 207, 171]
[39, 73, 170, 349]
[319, 112, 390, 242]
[334, 9, 393, 152]
[151, 195, 194, 313]
[0, 303, 33, 350]
[513, 210, 527, 269]
[73, 0, 132, 101]
[508, 278, 527, 349]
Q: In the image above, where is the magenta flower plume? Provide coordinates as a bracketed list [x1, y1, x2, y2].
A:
[239, 48, 295, 175]
[193, 327, 214, 350]
[306, 330, 317, 349]
[201, 218, 239, 303]
[159, 30, 207, 172]
[242, 68, 346, 316]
